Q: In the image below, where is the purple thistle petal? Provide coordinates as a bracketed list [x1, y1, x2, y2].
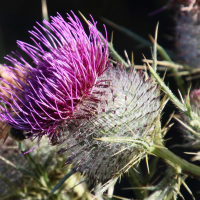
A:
[0, 12, 109, 139]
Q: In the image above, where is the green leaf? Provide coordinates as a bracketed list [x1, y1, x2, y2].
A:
[24, 152, 42, 177]
[49, 171, 74, 196]
[43, 152, 54, 170]
[0, 172, 20, 195]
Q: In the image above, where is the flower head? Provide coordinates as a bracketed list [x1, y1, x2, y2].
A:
[0, 11, 162, 183]
[0, 12, 109, 140]
[180, 89, 200, 148]
[57, 66, 161, 183]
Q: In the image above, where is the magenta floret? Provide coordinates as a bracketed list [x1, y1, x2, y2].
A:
[0, 12, 109, 140]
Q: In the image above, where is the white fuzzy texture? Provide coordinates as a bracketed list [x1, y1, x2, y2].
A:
[57, 67, 161, 183]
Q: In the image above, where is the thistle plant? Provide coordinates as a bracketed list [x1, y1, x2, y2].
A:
[2, 5, 200, 200]
[0, 11, 163, 186]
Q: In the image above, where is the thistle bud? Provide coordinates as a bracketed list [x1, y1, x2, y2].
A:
[174, 0, 200, 68]
[144, 168, 184, 200]
[57, 66, 161, 183]
[180, 89, 200, 148]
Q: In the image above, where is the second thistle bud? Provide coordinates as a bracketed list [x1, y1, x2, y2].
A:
[173, 0, 200, 68]
[180, 89, 200, 148]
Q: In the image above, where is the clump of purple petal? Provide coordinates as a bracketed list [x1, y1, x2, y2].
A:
[0, 12, 109, 141]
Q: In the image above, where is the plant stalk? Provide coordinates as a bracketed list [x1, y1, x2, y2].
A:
[151, 142, 200, 180]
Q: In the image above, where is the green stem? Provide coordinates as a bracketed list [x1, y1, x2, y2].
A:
[156, 45, 186, 96]
[107, 42, 129, 68]
[148, 62, 200, 126]
[127, 169, 148, 199]
[101, 17, 186, 95]
[151, 142, 200, 180]
[148, 62, 186, 111]
[100, 17, 152, 47]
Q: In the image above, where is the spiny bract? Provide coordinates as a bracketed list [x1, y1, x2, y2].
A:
[57, 66, 161, 183]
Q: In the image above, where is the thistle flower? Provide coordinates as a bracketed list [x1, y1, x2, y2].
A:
[57, 66, 161, 183]
[0, 12, 109, 141]
[0, 11, 162, 183]
[173, 0, 200, 68]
